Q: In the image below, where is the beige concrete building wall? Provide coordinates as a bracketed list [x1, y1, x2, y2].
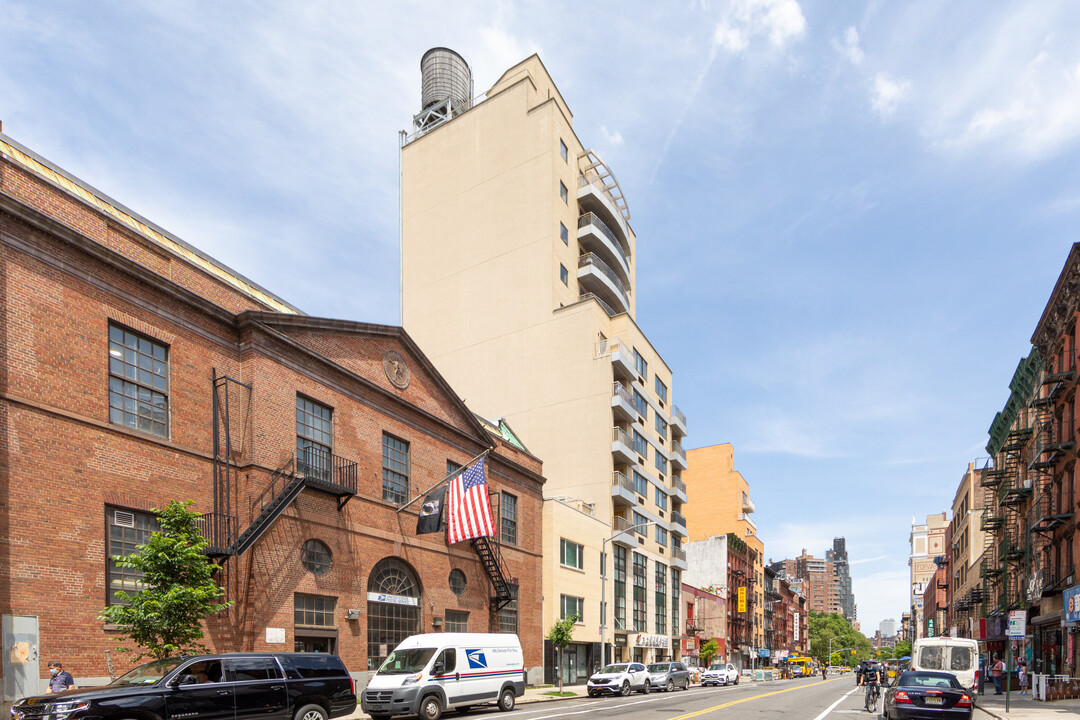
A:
[401, 53, 687, 667]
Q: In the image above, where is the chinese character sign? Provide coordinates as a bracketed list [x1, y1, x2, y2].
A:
[738, 586, 746, 613]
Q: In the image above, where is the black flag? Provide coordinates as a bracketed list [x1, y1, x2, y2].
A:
[416, 485, 446, 535]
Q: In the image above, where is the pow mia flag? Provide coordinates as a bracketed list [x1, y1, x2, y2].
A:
[416, 485, 446, 535]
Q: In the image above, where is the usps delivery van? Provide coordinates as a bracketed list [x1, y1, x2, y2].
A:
[361, 633, 525, 720]
[911, 637, 980, 695]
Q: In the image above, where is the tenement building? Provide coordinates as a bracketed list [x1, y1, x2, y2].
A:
[401, 49, 689, 682]
[0, 132, 545, 702]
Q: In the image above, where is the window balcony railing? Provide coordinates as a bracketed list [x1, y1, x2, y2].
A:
[672, 439, 686, 458]
[672, 405, 686, 426]
[671, 511, 686, 528]
[579, 211, 631, 264]
[296, 445, 358, 495]
[613, 382, 634, 406]
[579, 253, 630, 298]
[612, 470, 634, 494]
[672, 476, 687, 496]
[673, 548, 687, 563]
[579, 292, 618, 317]
[613, 426, 633, 448]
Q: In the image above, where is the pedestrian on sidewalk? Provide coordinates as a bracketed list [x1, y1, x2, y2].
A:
[990, 657, 1005, 695]
[1017, 661, 1028, 695]
[46, 662, 75, 693]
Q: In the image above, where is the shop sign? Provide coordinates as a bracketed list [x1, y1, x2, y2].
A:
[928, 619, 935, 637]
[1064, 583, 1080, 624]
[367, 592, 419, 606]
[614, 634, 627, 648]
[759, 648, 770, 657]
[793, 613, 800, 641]
[738, 587, 747, 613]
[634, 633, 668, 648]
[1008, 610, 1026, 638]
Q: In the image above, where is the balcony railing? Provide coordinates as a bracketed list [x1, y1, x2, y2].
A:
[194, 512, 236, 555]
[580, 292, 618, 317]
[672, 476, 687, 495]
[579, 212, 630, 262]
[613, 426, 633, 448]
[672, 439, 686, 458]
[612, 470, 634, 494]
[613, 382, 634, 406]
[613, 515, 633, 533]
[579, 253, 630, 297]
[296, 445, 358, 494]
[672, 405, 687, 427]
[671, 511, 686, 528]
[673, 548, 687, 563]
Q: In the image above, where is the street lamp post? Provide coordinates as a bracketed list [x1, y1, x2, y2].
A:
[601, 520, 659, 669]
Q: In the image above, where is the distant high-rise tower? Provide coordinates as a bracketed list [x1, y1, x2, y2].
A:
[827, 537, 856, 623]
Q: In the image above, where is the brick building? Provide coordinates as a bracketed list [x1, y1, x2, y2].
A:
[0, 132, 545, 700]
[681, 583, 726, 668]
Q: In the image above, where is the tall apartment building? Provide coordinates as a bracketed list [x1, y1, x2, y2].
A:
[909, 512, 949, 640]
[400, 50, 689, 680]
[776, 548, 848, 617]
[683, 444, 764, 665]
[826, 537, 856, 623]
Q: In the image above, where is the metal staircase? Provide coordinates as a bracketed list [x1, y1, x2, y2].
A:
[471, 535, 515, 611]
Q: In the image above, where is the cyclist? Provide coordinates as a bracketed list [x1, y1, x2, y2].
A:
[855, 659, 869, 686]
[863, 662, 883, 712]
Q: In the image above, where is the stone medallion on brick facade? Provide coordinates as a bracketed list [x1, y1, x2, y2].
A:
[383, 350, 410, 389]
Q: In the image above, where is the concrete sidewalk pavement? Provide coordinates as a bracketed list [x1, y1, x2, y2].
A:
[974, 691, 1080, 720]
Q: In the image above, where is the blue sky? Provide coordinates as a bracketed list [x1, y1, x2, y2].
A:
[4, 1, 1080, 636]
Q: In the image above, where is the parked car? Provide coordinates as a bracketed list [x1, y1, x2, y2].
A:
[882, 671, 974, 720]
[8, 653, 356, 720]
[587, 663, 652, 697]
[361, 633, 524, 720]
[646, 662, 691, 692]
[700, 663, 739, 687]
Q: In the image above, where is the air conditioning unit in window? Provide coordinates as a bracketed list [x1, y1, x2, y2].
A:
[114, 511, 135, 528]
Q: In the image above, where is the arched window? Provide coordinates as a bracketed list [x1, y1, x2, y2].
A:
[367, 558, 421, 670]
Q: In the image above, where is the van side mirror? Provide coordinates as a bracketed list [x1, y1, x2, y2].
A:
[432, 662, 445, 676]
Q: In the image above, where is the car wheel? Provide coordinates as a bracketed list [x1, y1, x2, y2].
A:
[497, 688, 515, 712]
[620, 681, 631, 697]
[682, 678, 690, 691]
[734, 677, 739, 686]
[666, 679, 675, 693]
[587, 691, 598, 698]
[295, 705, 328, 720]
[420, 696, 442, 720]
[640, 680, 651, 694]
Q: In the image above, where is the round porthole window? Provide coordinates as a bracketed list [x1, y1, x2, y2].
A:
[449, 569, 467, 596]
[301, 539, 332, 575]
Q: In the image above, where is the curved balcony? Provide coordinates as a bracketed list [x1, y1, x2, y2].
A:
[577, 150, 631, 244]
[578, 212, 631, 285]
[578, 253, 630, 315]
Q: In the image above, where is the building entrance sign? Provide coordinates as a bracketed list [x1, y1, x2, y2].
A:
[633, 633, 668, 648]
[367, 592, 419, 606]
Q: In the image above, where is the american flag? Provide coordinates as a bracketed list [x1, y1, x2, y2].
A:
[446, 458, 495, 544]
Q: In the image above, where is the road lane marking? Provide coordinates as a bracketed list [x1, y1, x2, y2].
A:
[665, 680, 846, 720]
[521, 691, 690, 719]
[811, 688, 859, 720]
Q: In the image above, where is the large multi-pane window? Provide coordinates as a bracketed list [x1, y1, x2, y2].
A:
[672, 569, 681, 636]
[498, 584, 519, 634]
[633, 512, 649, 533]
[445, 610, 469, 632]
[295, 593, 336, 627]
[297, 396, 333, 481]
[367, 558, 419, 669]
[655, 487, 668, 511]
[108, 324, 169, 438]
[654, 453, 667, 475]
[632, 389, 648, 418]
[106, 508, 158, 605]
[655, 563, 667, 635]
[655, 526, 668, 548]
[501, 492, 518, 545]
[560, 539, 584, 569]
[560, 594, 584, 621]
[633, 349, 647, 379]
[633, 470, 648, 497]
[632, 430, 648, 458]
[381, 433, 409, 504]
[613, 545, 627, 630]
[655, 415, 667, 439]
[655, 377, 668, 404]
[632, 552, 647, 632]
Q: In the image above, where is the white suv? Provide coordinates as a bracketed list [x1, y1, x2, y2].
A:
[587, 662, 652, 696]
[701, 662, 739, 686]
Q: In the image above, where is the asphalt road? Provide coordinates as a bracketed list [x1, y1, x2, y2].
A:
[477, 677, 875, 720]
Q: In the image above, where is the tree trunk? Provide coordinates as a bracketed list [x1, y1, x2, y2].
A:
[557, 647, 564, 693]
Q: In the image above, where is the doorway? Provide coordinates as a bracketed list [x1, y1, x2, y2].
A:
[294, 635, 336, 653]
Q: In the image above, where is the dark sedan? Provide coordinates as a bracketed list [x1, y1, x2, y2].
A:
[882, 671, 974, 720]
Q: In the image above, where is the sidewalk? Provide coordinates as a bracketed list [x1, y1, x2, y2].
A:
[974, 690, 1080, 720]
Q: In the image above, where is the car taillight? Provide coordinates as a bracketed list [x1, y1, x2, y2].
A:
[956, 694, 972, 707]
[349, 674, 356, 696]
[893, 691, 912, 704]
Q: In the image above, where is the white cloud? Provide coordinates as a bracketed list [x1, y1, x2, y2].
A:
[713, 0, 806, 54]
[600, 125, 624, 147]
[833, 26, 864, 65]
[871, 72, 911, 118]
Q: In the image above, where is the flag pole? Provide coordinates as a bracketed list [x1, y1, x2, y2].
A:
[396, 446, 494, 513]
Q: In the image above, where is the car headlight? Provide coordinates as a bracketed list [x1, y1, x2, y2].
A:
[401, 673, 423, 686]
[48, 702, 89, 716]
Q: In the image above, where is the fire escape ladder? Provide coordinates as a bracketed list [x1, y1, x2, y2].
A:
[470, 535, 515, 611]
[231, 458, 305, 556]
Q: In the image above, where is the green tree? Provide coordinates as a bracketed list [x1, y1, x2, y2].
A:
[699, 638, 719, 667]
[100, 500, 232, 660]
[547, 614, 578, 693]
[808, 611, 874, 664]
[894, 640, 912, 659]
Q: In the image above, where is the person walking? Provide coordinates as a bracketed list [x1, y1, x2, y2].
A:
[821, 665, 827, 680]
[46, 662, 75, 693]
[1018, 661, 1028, 695]
[990, 656, 1005, 695]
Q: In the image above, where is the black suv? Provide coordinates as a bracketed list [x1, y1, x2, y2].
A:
[9, 653, 357, 720]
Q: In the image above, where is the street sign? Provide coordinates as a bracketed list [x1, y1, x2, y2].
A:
[1007, 610, 1026, 638]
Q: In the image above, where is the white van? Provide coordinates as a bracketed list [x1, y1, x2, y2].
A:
[361, 633, 525, 720]
[911, 637, 980, 694]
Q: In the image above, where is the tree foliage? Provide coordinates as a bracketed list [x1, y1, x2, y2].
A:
[894, 639, 912, 659]
[699, 638, 719, 667]
[808, 611, 874, 664]
[547, 614, 578, 693]
[99, 500, 232, 660]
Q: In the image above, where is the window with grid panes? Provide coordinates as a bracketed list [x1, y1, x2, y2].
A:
[108, 325, 169, 437]
[498, 584, 519, 634]
[561, 595, 584, 621]
[633, 349, 647, 379]
[614, 545, 627, 630]
[655, 487, 668, 511]
[655, 415, 667, 439]
[381, 433, 409, 504]
[655, 562, 667, 635]
[501, 492, 517, 545]
[445, 610, 469, 632]
[633, 470, 648, 497]
[671, 569, 680, 636]
[654, 452, 667, 475]
[632, 388, 648, 418]
[655, 377, 668, 404]
[655, 525, 668, 547]
[560, 538, 583, 569]
[632, 430, 648, 458]
[447, 460, 462, 475]
[632, 552, 647, 631]
[296, 396, 333, 482]
[294, 593, 336, 627]
[633, 511, 648, 533]
[106, 508, 158, 605]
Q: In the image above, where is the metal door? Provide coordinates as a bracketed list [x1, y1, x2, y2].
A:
[3, 615, 40, 710]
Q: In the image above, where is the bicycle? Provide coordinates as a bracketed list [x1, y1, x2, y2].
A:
[864, 682, 880, 713]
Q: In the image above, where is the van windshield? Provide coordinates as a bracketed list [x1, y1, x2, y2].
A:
[377, 648, 437, 675]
